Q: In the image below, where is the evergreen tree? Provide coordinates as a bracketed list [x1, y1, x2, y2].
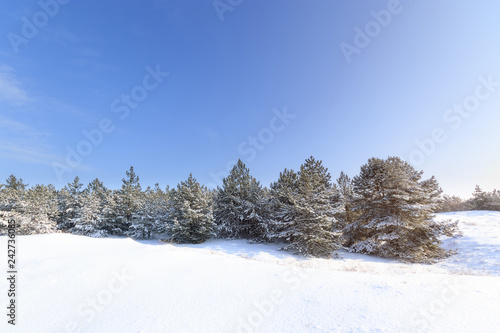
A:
[489, 189, 500, 211]
[18, 184, 58, 234]
[0, 175, 28, 234]
[268, 157, 342, 258]
[114, 167, 143, 235]
[87, 178, 107, 197]
[346, 156, 459, 263]
[58, 176, 84, 231]
[470, 185, 500, 211]
[336, 171, 358, 231]
[0, 175, 28, 213]
[71, 179, 109, 237]
[4, 174, 28, 191]
[71, 191, 107, 237]
[167, 174, 215, 243]
[214, 159, 268, 240]
[102, 190, 123, 235]
[127, 183, 169, 239]
[437, 194, 466, 212]
[267, 168, 300, 242]
[471, 185, 485, 210]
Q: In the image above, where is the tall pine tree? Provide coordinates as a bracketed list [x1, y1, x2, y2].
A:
[0, 175, 28, 234]
[128, 183, 169, 239]
[167, 174, 215, 243]
[58, 176, 84, 231]
[336, 171, 357, 231]
[269, 157, 342, 258]
[71, 178, 109, 237]
[214, 159, 268, 240]
[114, 167, 143, 235]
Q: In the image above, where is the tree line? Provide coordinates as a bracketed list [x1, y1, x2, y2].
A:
[438, 186, 500, 212]
[0, 156, 467, 262]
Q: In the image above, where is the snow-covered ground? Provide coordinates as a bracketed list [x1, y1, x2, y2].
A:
[1, 211, 499, 332]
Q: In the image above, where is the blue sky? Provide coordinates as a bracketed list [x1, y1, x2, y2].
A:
[0, 0, 499, 197]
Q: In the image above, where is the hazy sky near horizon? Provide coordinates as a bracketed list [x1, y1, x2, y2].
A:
[1, 0, 499, 197]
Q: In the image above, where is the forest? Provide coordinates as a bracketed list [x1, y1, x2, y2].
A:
[1, 156, 498, 263]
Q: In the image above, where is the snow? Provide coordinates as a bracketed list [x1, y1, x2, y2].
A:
[1, 211, 499, 332]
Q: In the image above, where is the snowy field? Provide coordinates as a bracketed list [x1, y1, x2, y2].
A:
[1, 211, 499, 333]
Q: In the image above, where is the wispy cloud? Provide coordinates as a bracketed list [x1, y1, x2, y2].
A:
[0, 115, 59, 166]
[41, 26, 81, 46]
[0, 65, 29, 105]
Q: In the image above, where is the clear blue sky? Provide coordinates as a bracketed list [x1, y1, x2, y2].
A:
[1, 0, 499, 197]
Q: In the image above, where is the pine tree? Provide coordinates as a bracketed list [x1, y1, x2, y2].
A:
[167, 174, 215, 243]
[268, 157, 342, 258]
[0, 175, 28, 213]
[114, 167, 143, 235]
[71, 191, 107, 237]
[285, 157, 342, 257]
[470, 185, 500, 211]
[146, 183, 170, 234]
[336, 171, 357, 231]
[214, 159, 268, 240]
[0, 175, 28, 234]
[102, 190, 123, 235]
[489, 189, 500, 211]
[267, 168, 300, 242]
[58, 176, 84, 231]
[71, 179, 109, 237]
[127, 183, 169, 240]
[346, 156, 459, 263]
[438, 194, 465, 212]
[18, 184, 58, 234]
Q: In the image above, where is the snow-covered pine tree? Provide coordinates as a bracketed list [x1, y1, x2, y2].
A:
[267, 168, 299, 242]
[470, 185, 500, 211]
[336, 171, 357, 231]
[87, 178, 108, 199]
[346, 156, 459, 263]
[0, 175, 28, 234]
[167, 174, 215, 243]
[101, 189, 123, 235]
[71, 178, 109, 237]
[214, 159, 268, 241]
[273, 156, 342, 258]
[71, 191, 107, 237]
[471, 185, 487, 210]
[127, 183, 169, 240]
[18, 184, 58, 234]
[0, 175, 27, 213]
[490, 189, 500, 211]
[437, 194, 466, 212]
[114, 167, 143, 236]
[58, 176, 84, 231]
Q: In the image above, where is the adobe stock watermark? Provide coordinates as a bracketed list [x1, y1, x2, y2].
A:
[64, 266, 135, 333]
[407, 75, 499, 166]
[7, 0, 71, 54]
[340, 0, 404, 64]
[51, 64, 169, 182]
[213, 0, 243, 21]
[236, 268, 309, 333]
[410, 277, 466, 332]
[207, 106, 295, 188]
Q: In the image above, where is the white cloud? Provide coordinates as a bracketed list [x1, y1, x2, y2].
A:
[0, 115, 58, 166]
[0, 65, 29, 105]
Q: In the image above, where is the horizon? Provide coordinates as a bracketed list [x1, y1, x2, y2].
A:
[1, 1, 499, 198]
